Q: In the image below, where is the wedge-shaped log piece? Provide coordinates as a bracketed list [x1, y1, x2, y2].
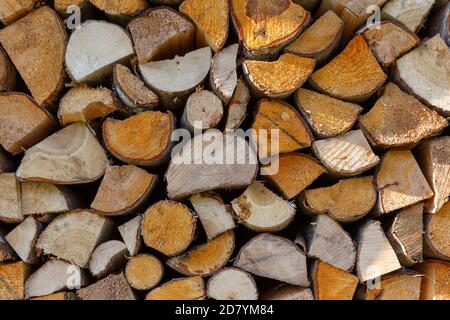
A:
[356, 220, 401, 282]
[0, 261, 32, 300]
[166, 132, 258, 200]
[262, 285, 314, 300]
[310, 35, 387, 102]
[424, 202, 450, 261]
[31, 292, 78, 300]
[139, 47, 211, 109]
[118, 215, 142, 256]
[65, 20, 134, 83]
[285, 10, 343, 64]
[224, 78, 250, 132]
[311, 261, 358, 300]
[207, 268, 258, 300]
[376, 149, 434, 214]
[125, 254, 163, 290]
[190, 193, 235, 240]
[303, 176, 377, 223]
[146, 276, 205, 300]
[180, 0, 229, 52]
[77, 272, 136, 300]
[210, 44, 238, 103]
[427, 2, 449, 46]
[91, 165, 157, 216]
[243, 54, 315, 99]
[0, 173, 23, 223]
[0, 93, 55, 155]
[0, 229, 16, 262]
[167, 230, 234, 276]
[25, 260, 87, 299]
[361, 21, 419, 67]
[234, 233, 309, 286]
[141, 201, 197, 256]
[17, 123, 109, 184]
[394, 35, 450, 116]
[129, 7, 194, 64]
[36, 210, 114, 268]
[6, 216, 42, 264]
[89, 240, 127, 279]
[362, 271, 421, 300]
[313, 130, 380, 177]
[181, 90, 224, 133]
[0, 7, 66, 108]
[382, 0, 434, 33]
[0, 0, 36, 25]
[359, 83, 447, 149]
[230, 0, 310, 58]
[417, 137, 450, 213]
[414, 260, 450, 300]
[231, 182, 296, 232]
[103, 111, 174, 167]
[0, 47, 16, 92]
[295, 89, 362, 139]
[90, 0, 148, 22]
[386, 203, 423, 266]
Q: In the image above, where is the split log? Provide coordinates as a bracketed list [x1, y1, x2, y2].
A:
[312, 130, 380, 177]
[311, 261, 359, 300]
[24, 260, 87, 299]
[0, 7, 67, 108]
[310, 35, 387, 102]
[91, 165, 157, 216]
[375, 149, 434, 215]
[118, 215, 142, 256]
[207, 268, 258, 300]
[146, 276, 205, 300]
[414, 260, 450, 300]
[382, 0, 435, 33]
[125, 254, 164, 290]
[181, 90, 224, 133]
[36, 210, 115, 268]
[166, 132, 258, 200]
[285, 10, 343, 64]
[231, 182, 296, 232]
[417, 136, 450, 214]
[426, 2, 449, 46]
[294, 89, 362, 139]
[138, 47, 212, 109]
[103, 111, 174, 167]
[76, 272, 136, 300]
[0, 261, 32, 300]
[90, 0, 148, 23]
[0, 147, 15, 173]
[304, 214, 356, 272]
[0, 228, 16, 262]
[0, 0, 36, 25]
[361, 271, 422, 300]
[141, 200, 197, 256]
[356, 220, 402, 282]
[0, 93, 56, 156]
[0, 173, 23, 223]
[167, 230, 234, 276]
[16, 122, 109, 184]
[179, 0, 229, 53]
[5, 217, 42, 264]
[301, 176, 377, 223]
[243, 54, 315, 99]
[234, 233, 309, 286]
[189, 193, 235, 240]
[262, 285, 314, 300]
[128, 7, 194, 64]
[89, 240, 128, 279]
[224, 78, 250, 132]
[58, 86, 121, 126]
[31, 292, 78, 300]
[230, 0, 310, 59]
[424, 202, 450, 261]
[0, 47, 16, 92]
[359, 82, 447, 149]
[54, 0, 91, 17]
[65, 20, 134, 83]
[113, 64, 159, 113]
[210, 44, 239, 104]
[386, 203, 424, 266]
[393, 35, 450, 116]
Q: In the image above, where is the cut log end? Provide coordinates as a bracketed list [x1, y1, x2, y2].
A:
[146, 277, 205, 300]
[125, 254, 164, 290]
[181, 90, 224, 132]
[89, 240, 128, 279]
[424, 202, 450, 261]
[207, 268, 258, 300]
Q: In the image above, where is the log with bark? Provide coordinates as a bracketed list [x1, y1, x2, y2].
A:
[0, 0, 37, 25]
[146, 276, 205, 300]
[207, 268, 258, 300]
[76, 272, 136, 300]
[423, 202, 450, 261]
[125, 254, 164, 290]
[414, 260, 450, 300]
[382, 0, 435, 33]
[89, 240, 128, 279]
[118, 215, 142, 256]
[0, 261, 32, 300]
[210, 44, 239, 104]
[359, 271, 422, 300]
[90, 0, 148, 23]
[181, 90, 224, 133]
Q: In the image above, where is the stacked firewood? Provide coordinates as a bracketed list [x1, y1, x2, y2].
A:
[0, 0, 449, 300]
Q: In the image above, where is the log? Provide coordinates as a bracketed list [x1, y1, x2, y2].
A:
[128, 6, 194, 64]
[375, 149, 434, 215]
[207, 268, 258, 300]
[0, 228, 16, 262]
[361, 271, 422, 300]
[179, 0, 229, 53]
[210, 44, 239, 104]
[141, 200, 197, 256]
[356, 220, 402, 282]
[146, 276, 205, 300]
[382, 0, 435, 33]
[310, 35, 387, 103]
[224, 78, 250, 132]
[243, 54, 315, 99]
[148, 0, 182, 4]
[189, 193, 235, 240]
[0, 173, 23, 223]
[0, 7, 67, 108]
[89, 240, 128, 279]
[31, 292, 78, 300]
[262, 285, 314, 300]
[16, 122, 109, 184]
[0, 261, 32, 300]
[234, 233, 309, 286]
[393, 35, 450, 116]
[167, 230, 234, 276]
[103, 111, 174, 167]
[90, 0, 148, 23]
[54, 0, 91, 17]
[312, 130, 380, 177]
[76, 272, 136, 300]
[91, 165, 157, 216]
[125, 254, 164, 290]
[0, 92, 56, 156]
[424, 202, 450, 261]
[0, 0, 36, 25]
[118, 215, 142, 256]
[414, 260, 450, 300]
[426, 2, 449, 46]
[294, 89, 362, 139]
[230, 0, 310, 59]
[65, 20, 134, 83]
[181, 90, 224, 133]
[5, 216, 42, 264]
[311, 261, 359, 300]
[0, 47, 16, 92]
[231, 182, 297, 232]
[359, 82, 447, 149]
[36, 210, 115, 268]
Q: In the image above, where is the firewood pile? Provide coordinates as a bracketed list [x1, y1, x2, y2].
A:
[0, 0, 449, 301]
